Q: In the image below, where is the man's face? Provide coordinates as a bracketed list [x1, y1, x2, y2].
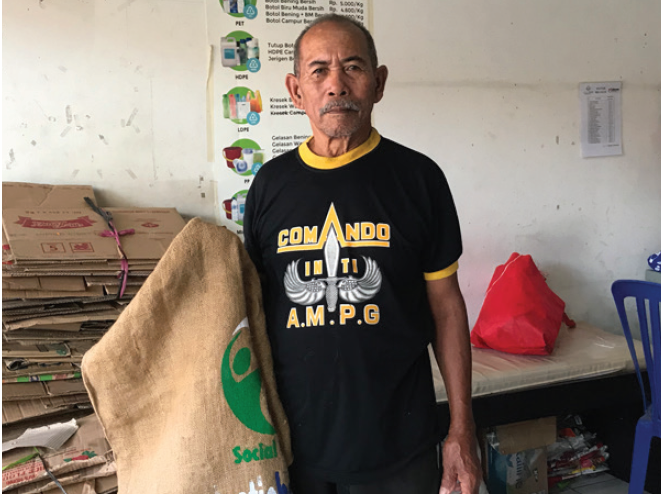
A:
[286, 21, 387, 140]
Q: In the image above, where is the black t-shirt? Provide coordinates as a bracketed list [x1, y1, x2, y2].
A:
[244, 130, 462, 484]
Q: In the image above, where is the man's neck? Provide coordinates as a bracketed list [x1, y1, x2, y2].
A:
[307, 126, 372, 158]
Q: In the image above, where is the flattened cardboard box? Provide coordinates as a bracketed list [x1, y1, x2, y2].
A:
[3, 310, 121, 331]
[3, 304, 78, 318]
[2, 183, 96, 209]
[2, 362, 78, 380]
[3, 207, 185, 262]
[3, 276, 87, 292]
[7, 322, 83, 332]
[3, 261, 157, 272]
[2, 208, 118, 261]
[2, 183, 97, 265]
[46, 379, 89, 397]
[3, 342, 98, 368]
[3, 302, 116, 322]
[2, 379, 87, 402]
[3, 297, 112, 312]
[2, 343, 71, 359]
[3, 329, 103, 344]
[108, 208, 186, 260]
[3, 382, 52, 401]
[2, 286, 105, 300]
[2, 394, 90, 424]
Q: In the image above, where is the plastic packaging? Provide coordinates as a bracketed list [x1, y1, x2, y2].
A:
[237, 100, 250, 120]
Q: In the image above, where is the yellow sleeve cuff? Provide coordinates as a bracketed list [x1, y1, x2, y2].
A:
[424, 261, 459, 281]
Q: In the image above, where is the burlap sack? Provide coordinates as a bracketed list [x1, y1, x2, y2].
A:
[82, 218, 292, 494]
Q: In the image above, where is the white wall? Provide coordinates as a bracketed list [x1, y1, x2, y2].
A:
[2, 0, 215, 222]
[372, 1, 661, 331]
[3, 0, 660, 333]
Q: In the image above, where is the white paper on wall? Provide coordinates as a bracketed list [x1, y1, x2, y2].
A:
[579, 81, 623, 158]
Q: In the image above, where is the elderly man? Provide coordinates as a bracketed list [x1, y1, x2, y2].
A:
[244, 14, 480, 494]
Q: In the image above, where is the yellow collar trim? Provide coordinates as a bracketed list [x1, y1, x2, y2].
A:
[298, 129, 381, 170]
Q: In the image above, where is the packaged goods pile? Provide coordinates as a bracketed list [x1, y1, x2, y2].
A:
[547, 415, 610, 489]
[2, 182, 187, 494]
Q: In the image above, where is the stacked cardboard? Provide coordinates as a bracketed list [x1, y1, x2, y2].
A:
[2, 182, 187, 493]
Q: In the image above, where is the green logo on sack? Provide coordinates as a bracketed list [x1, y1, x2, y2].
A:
[221, 317, 275, 435]
[232, 439, 278, 464]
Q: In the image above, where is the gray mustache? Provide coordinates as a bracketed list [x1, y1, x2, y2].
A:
[320, 100, 360, 116]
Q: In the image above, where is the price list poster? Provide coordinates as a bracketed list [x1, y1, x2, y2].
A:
[206, 0, 371, 237]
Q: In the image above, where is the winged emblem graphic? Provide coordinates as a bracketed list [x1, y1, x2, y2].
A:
[283, 226, 382, 312]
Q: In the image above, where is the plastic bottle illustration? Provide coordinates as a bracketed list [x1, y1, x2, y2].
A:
[238, 39, 247, 65]
[237, 96, 250, 120]
[236, 194, 246, 222]
[247, 38, 259, 60]
[231, 197, 239, 222]
[222, 94, 230, 119]
[229, 94, 237, 120]
[221, 37, 240, 67]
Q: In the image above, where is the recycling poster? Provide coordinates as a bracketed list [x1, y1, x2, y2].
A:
[206, 0, 371, 237]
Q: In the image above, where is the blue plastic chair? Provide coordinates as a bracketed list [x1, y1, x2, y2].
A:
[611, 280, 661, 494]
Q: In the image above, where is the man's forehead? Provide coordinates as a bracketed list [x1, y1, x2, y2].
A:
[298, 21, 369, 60]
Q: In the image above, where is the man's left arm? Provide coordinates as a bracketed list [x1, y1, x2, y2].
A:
[426, 273, 481, 494]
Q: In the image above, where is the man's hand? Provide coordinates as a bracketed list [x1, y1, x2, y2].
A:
[440, 429, 482, 494]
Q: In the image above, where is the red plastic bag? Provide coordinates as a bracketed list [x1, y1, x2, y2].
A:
[470, 253, 575, 355]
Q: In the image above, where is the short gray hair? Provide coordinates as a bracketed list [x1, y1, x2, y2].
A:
[293, 14, 378, 77]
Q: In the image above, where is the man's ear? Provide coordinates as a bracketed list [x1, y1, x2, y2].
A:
[373, 65, 388, 104]
[286, 73, 304, 109]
